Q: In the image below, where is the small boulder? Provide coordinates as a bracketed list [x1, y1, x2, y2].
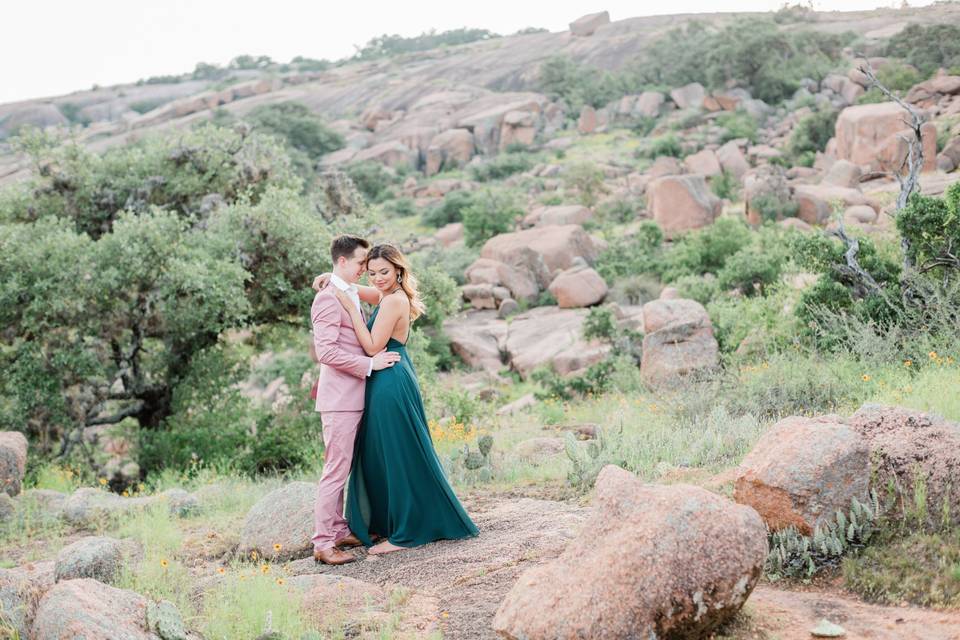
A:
[505, 307, 610, 378]
[466, 257, 541, 303]
[496, 393, 536, 416]
[569, 11, 610, 37]
[640, 319, 719, 387]
[61, 488, 154, 528]
[524, 204, 594, 228]
[792, 183, 874, 225]
[444, 311, 508, 374]
[647, 174, 722, 238]
[821, 159, 862, 188]
[670, 83, 706, 110]
[0, 561, 56, 639]
[734, 416, 869, 534]
[497, 298, 519, 319]
[716, 140, 750, 180]
[425, 129, 474, 176]
[683, 148, 722, 177]
[0, 431, 28, 496]
[481, 225, 598, 276]
[548, 265, 608, 308]
[54, 536, 143, 584]
[844, 204, 878, 225]
[642, 298, 711, 334]
[514, 437, 566, 463]
[835, 102, 937, 174]
[492, 465, 767, 639]
[31, 578, 178, 640]
[577, 105, 597, 134]
[239, 481, 316, 561]
[435, 222, 464, 247]
[847, 404, 960, 526]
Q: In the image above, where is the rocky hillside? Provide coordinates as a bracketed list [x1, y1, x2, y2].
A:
[2, 3, 959, 184]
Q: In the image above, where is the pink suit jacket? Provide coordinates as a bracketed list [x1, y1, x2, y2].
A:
[311, 287, 372, 413]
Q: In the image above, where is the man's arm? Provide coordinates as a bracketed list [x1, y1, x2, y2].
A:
[312, 294, 372, 379]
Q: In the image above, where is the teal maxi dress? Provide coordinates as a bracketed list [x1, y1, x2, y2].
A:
[346, 307, 479, 548]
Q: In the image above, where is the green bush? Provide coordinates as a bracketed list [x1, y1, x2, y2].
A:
[717, 246, 784, 296]
[662, 217, 753, 281]
[716, 111, 759, 144]
[885, 23, 960, 77]
[422, 189, 477, 228]
[470, 152, 534, 182]
[788, 107, 838, 159]
[673, 274, 720, 306]
[354, 28, 498, 60]
[582, 306, 618, 342]
[538, 56, 641, 114]
[639, 18, 853, 104]
[413, 244, 479, 286]
[2, 124, 298, 236]
[246, 102, 344, 181]
[635, 134, 683, 159]
[710, 170, 740, 201]
[0, 129, 335, 461]
[596, 197, 641, 225]
[751, 192, 800, 222]
[595, 221, 664, 282]
[384, 197, 416, 217]
[344, 161, 398, 204]
[128, 98, 168, 115]
[564, 162, 606, 207]
[462, 190, 521, 247]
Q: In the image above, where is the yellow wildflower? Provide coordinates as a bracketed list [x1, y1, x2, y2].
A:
[929, 351, 938, 359]
[217, 567, 226, 574]
[98, 478, 108, 486]
[276, 578, 285, 586]
[903, 360, 913, 368]
[861, 374, 871, 382]
[160, 559, 169, 569]
[273, 543, 283, 553]
[260, 564, 270, 574]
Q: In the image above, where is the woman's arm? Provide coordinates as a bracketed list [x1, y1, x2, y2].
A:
[312, 273, 381, 305]
[333, 290, 403, 356]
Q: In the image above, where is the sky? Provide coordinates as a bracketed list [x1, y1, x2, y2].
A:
[1, 0, 934, 105]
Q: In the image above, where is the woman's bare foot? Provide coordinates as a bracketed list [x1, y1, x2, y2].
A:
[368, 540, 405, 555]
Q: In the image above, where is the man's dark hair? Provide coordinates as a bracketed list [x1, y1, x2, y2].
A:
[330, 234, 370, 263]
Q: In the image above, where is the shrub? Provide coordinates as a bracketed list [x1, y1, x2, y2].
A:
[470, 152, 534, 182]
[246, 102, 343, 165]
[538, 56, 641, 114]
[639, 18, 853, 104]
[716, 111, 759, 144]
[128, 98, 168, 115]
[384, 197, 416, 217]
[564, 162, 606, 207]
[661, 217, 753, 281]
[344, 161, 398, 204]
[717, 245, 784, 296]
[582, 306, 618, 342]
[885, 23, 960, 77]
[788, 107, 838, 159]
[751, 192, 799, 222]
[422, 189, 477, 228]
[353, 28, 498, 60]
[607, 274, 662, 306]
[462, 189, 521, 247]
[635, 134, 683, 159]
[710, 170, 740, 201]
[672, 274, 720, 306]
[412, 243, 479, 286]
[595, 221, 665, 282]
[596, 197, 641, 225]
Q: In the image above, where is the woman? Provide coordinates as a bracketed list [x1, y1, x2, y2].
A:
[319, 244, 478, 555]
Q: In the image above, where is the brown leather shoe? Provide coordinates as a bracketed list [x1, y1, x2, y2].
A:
[334, 533, 363, 548]
[313, 547, 357, 565]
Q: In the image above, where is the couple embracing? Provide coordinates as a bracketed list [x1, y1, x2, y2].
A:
[309, 234, 478, 565]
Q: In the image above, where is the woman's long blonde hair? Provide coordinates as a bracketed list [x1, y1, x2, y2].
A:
[366, 244, 426, 321]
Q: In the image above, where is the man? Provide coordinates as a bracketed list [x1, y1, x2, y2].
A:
[310, 234, 400, 565]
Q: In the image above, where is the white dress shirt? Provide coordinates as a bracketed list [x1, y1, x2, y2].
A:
[329, 273, 372, 377]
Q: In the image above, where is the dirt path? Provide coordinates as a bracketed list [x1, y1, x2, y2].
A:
[283, 489, 960, 639]
[748, 585, 960, 640]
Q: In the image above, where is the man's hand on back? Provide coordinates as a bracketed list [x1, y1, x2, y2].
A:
[371, 350, 401, 371]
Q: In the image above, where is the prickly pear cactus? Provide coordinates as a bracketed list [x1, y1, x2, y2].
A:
[146, 600, 189, 640]
[477, 434, 494, 458]
[464, 449, 486, 470]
